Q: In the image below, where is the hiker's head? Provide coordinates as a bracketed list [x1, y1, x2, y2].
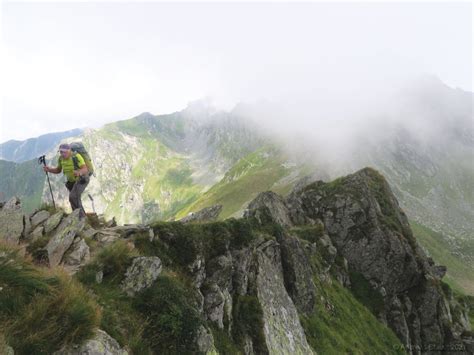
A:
[59, 143, 72, 158]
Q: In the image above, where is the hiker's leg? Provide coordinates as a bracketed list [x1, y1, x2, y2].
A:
[69, 177, 89, 217]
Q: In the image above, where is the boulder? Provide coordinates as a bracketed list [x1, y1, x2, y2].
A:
[46, 209, 86, 267]
[30, 210, 50, 229]
[31, 225, 44, 241]
[180, 204, 223, 223]
[244, 191, 293, 227]
[121, 256, 162, 296]
[53, 329, 128, 355]
[63, 237, 90, 274]
[44, 211, 64, 234]
[0, 197, 25, 244]
[194, 325, 216, 354]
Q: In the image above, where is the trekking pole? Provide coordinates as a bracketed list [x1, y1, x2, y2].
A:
[38, 155, 56, 209]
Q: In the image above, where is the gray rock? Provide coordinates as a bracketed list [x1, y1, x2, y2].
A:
[432, 265, 447, 279]
[94, 230, 120, 247]
[105, 225, 149, 238]
[195, 325, 216, 354]
[30, 210, 50, 229]
[244, 191, 293, 227]
[121, 256, 162, 296]
[44, 211, 64, 234]
[280, 166, 472, 351]
[31, 225, 44, 241]
[0, 342, 14, 355]
[254, 239, 314, 354]
[180, 204, 223, 223]
[0, 198, 24, 244]
[3, 196, 21, 210]
[53, 329, 128, 355]
[96, 270, 104, 284]
[63, 238, 90, 274]
[22, 214, 32, 239]
[278, 233, 317, 314]
[46, 209, 86, 267]
[203, 283, 226, 328]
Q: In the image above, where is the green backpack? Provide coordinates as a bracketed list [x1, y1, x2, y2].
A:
[70, 142, 95, 176]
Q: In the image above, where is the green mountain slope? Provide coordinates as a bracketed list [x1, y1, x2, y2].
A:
[0, 159, 45, 212]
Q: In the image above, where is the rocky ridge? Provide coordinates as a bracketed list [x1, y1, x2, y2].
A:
[0, 167, 472, 354]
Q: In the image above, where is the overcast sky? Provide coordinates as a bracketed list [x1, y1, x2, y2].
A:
[0, 1, 472, 143]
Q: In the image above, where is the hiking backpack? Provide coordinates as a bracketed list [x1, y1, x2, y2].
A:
[70, 142, 95, 176]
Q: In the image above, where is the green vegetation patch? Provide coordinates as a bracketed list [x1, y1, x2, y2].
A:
[302, 278, 404, 354]
[232, 295, 266, 354]
[0, 244, 100, 355]
[133, 274, 203, 354]
[150, 218, 255, 269]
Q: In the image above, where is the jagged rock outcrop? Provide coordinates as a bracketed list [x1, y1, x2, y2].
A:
[0, 197, 24, 244]
[244, 191, 292, 227]
[44, 211, 64, 233]
[46, 209, 86, 267]
[63, 237, 91, 274]
[180, 204, 223, 223]
[121, 256, 162, 296]
[246, 166, 473, 354]
[54, 329, 128, 355]
[174, 235, 316, 353]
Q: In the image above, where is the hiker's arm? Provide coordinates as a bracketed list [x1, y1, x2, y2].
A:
[44, 166, 61, 174]
[73, 164, 89, 177]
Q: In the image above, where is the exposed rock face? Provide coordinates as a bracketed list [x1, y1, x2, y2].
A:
[63, 237, 91, 274]
[180, 204, 223, 223]
[179, 233, 315, 353]
[54, 329, 128, 355]
[30, 210, 50, 229]
[254, 239, 314, 354]
[246, 166, 472, 353]
[244, 191, 292, 227]
[0, 197, 24, 244]
[277, 233, 317, 314]
[44, 211, 64, 233]
[121, 256, 162, 296]
[46, 209, 86, 267]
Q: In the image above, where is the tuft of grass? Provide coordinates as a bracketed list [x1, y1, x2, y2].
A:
[133, 274, 203, 354]
[0, 245, 100, 355]
[75, 239, 152, 354]
[77, 239, 138, 286]
[150, 218, 255, 271]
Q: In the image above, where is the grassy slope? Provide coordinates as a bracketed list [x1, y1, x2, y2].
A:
[410, 220, 474, 295]
[0, 159, 45, 213]
[83, 117, 205, 224]
[174, 146, 310, 220]
[302, 279, 404, 354]
[0, 243, 100, 354]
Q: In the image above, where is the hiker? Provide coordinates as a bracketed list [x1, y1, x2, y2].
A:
[43, 143, 90, 218]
